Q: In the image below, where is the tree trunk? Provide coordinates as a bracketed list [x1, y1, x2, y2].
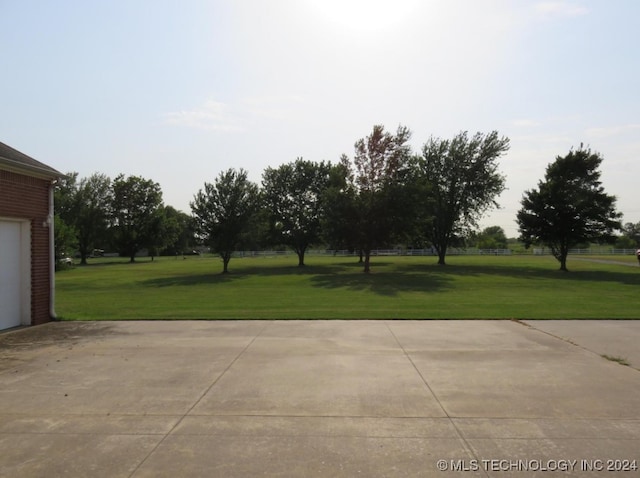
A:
[296, 249, 305, 267]
[436, 243, 447, 265]
[363, 250, 371, 273]
[220, 252, 231, 274]
[78, 246, 89, 266]
[559, 255, 568, 272]
[557, 245, 569, 272]
[129, 245, 137, 263]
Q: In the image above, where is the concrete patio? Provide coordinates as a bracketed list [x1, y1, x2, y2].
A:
[0, 320, 638, 477]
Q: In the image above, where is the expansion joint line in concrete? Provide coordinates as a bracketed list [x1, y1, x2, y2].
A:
[126, 321, 273, 478]
[383, 321, 491, 478]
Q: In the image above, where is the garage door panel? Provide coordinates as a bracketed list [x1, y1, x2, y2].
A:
[0, 221, 24, 329]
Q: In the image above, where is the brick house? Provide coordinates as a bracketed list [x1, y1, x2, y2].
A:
[0, 141, 62, 330]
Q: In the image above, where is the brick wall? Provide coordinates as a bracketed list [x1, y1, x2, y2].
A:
[0, 169, 53, 325]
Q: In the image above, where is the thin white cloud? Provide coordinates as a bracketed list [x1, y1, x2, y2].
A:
[164, 95, 305, 132]
[534, 1, 589, 18]
[164, 100, 243, 132]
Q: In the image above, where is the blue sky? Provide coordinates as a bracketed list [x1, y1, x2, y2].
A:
[2, 0, 639, 237]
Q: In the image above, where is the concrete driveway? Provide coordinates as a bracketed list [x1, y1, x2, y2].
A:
[0, 320, 639, 477]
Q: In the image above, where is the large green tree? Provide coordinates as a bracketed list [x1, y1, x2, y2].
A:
[262, 158, 332, 266]
[517, 146, 622, 271]
[191, 168, 259, 273]
[616, 221, 640, 249]
[158, 206, 198, 256]
[472, 225, 508, 250]
[419, 131, 509, 265]
[110, 174, 164, 262]
[53, 172, 112, 264]
[74, 173, 112, 264]
[342, 124, 416, 273]
[320, 161, 360, 254]
[147, 205, 193, 259]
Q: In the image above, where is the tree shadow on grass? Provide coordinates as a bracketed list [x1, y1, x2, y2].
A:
[309, 270, 453, 296]
[141, 257, 640, 293]
[532, 265, 638, 286]
[143, 272, 248, 287]
[408, 261, 640, 287]
[309, 260, 454, 296]
[141, 262, 347, 287]
[311, 259, 640, 296]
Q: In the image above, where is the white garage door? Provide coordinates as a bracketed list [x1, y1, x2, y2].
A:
[0, 220, 28, 329]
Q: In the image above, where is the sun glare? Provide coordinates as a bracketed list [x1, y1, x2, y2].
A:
[308, 0, 421, 33]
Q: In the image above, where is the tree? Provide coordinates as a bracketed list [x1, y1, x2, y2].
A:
[262, 158, 332, 266]
[191, 169, 259, 273]
[54, 172, 112, 264]
[74, 173, 112, 264]
[320, 160, 360, 253]
[615, 233, 636, 250]
[53, 214, 77, 267]
[110, 174, 164, 262]
[158, 206, 198, 256]
[419, 131, 509, 265]
[616, 221, 640, 249]
[146, 205, 190, 259]
[341, 124, 416, 273]
[474, 225, 508, 250]
[517, 146, 622, 271]
[53, 172, 79, 261]
[239, 203, 271, 252]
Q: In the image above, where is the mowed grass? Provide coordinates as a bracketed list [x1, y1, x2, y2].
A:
[55, 254, 640, 320]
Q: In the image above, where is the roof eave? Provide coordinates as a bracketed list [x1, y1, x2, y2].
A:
[0, 157, 64, 181]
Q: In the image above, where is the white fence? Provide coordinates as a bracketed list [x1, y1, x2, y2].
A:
[233, 248, 636, 258]
[234, 248, 514, 257]
[533, 248, 637, 255]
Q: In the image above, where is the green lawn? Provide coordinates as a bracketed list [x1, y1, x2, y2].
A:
[55, 254, 640, 320]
